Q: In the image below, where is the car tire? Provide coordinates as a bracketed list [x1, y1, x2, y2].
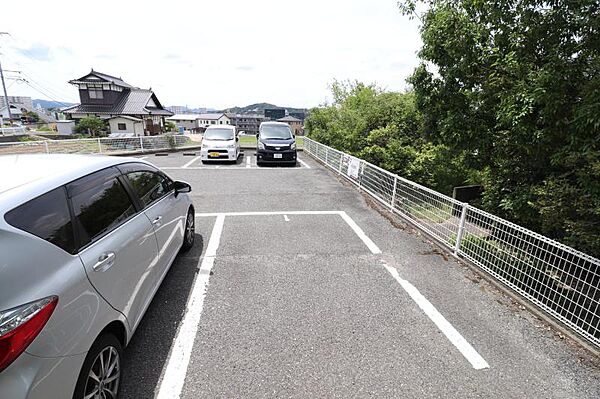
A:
[73, 333, 122, 399]
[180, 208, 195, 252]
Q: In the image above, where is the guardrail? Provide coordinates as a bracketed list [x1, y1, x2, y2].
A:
[304, 137, 600, 349]
[0, 135, 196, 155]
[0, 126, 27, 135]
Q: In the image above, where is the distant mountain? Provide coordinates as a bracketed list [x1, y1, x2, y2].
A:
[33, 99, 76, 109]
[221, 103, 307, 115]
[166, 103, 309, 116]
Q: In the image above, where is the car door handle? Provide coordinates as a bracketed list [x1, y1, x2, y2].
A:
[93, 252, 116, 272]
[152, 216, 163, 226]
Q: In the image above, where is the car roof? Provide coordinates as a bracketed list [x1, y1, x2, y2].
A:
[0, 154, 145, 206]
[205, 125, 235, 130]
[260, 121, 289, 127]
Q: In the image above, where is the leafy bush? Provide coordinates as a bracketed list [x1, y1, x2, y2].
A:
[305, 81, 474, 195]
[75, 116, 107, 137]
[36, 125, 52, 132]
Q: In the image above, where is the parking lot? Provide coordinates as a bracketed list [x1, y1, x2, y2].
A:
[120, 149, 599, 398]
[135, 149, 311, 170]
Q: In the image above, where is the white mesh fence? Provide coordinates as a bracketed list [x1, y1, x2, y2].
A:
[304, 137, 600, 348]
[0, 135, 195, 156]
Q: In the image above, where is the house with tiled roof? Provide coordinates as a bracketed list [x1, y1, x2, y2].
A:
[63, 70, 173, 136]
[277, 115, 304, 135]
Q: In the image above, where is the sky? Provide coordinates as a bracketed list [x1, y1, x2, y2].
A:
[0, 0, 422, 110]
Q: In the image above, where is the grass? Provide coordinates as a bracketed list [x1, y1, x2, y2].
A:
[401, 202, 453, 223]
[238, 136, 305, 148]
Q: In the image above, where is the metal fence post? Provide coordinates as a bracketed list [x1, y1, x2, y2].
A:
[140, 136, 144, 152]
[338, 153, 343, 175]
[44, 141, 49, 154]
[454, 203, 468, 255]
[390, 176, 398, 211]
[358, 162, 363, 190]
[325, 147, 329, 166]
[97, 138, 102, 154]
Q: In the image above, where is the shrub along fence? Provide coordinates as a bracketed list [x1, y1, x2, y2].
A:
[304, 137, 600, 350]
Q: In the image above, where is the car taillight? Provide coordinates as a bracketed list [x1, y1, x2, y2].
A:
[0, 296, 58, 373]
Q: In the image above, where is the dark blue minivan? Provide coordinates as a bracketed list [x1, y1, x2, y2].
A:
[256, 122, 297, 166]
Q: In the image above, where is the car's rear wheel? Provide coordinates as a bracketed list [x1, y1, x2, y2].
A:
[181, 208, 195, 252]
[73, 333, 122, 399]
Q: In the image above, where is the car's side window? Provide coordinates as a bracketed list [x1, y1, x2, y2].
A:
[125, 171, 171, 208]
[5, 187, 77, 254]
[70, 176, 136, 248]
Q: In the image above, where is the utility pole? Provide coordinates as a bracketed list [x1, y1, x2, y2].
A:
[0, 32, 12, 121]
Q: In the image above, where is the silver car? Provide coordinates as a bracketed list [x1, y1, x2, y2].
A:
[0, 154, 195, 398]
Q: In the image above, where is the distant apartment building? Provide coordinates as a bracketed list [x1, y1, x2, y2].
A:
[264, 108, 286, 120]
[0, 96, 33, 109]
[277, 116, 304, 135]
[230, 114, 266, 135]
[168, 105, 190, 114]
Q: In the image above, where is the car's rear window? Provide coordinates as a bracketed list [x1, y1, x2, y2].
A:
[5, 187, 77, 254]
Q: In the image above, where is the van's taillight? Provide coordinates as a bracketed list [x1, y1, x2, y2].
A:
[0, 296, 58, 373]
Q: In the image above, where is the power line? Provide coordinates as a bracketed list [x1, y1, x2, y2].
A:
[20, 79, 71, 107]
[1, 53, 77, 102]
[0, 34, 78, 104]
[0, 32, 12, 119]
[20, 72, 75, 103]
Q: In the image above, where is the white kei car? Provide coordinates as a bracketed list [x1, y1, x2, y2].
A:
[200, 125, 240, 163]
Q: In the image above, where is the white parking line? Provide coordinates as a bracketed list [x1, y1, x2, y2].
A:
[246, 155, 251, 168]
[195, 211, 380, 255]
[338, 211, 381, 254]
[157, 214, 225, 399]
[160, 166, 309, 171]
[182, 156, 201, 168]
[383, 261, 490, 370]
[195, 210, 342, 217]
[298, 158, 311, 169]
[284, 215, 290, 222]
[159, 209, 487, 397]
[139, 156, 148, 160]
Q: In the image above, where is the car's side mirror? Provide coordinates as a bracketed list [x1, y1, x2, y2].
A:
[236, 136, 239, 142]
[256, 133, 259, 139]
[173, 180, 192, 196]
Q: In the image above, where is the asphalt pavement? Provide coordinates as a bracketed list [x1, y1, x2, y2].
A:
[120, 149, 600, 398]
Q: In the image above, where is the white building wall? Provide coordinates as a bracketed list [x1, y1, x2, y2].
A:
[109, 117, 143, 136]
[169, 119, 198, 130]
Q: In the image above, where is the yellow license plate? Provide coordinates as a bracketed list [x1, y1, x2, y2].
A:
[209, 152, 221, 157]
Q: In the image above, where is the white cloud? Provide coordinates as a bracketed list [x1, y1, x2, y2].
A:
[1, 0, 422, 108]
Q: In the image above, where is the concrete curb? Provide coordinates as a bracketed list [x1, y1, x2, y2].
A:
[112, 145, 203, 157]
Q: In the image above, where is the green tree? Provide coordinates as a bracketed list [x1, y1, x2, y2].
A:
[165, 121, 177, 132]
[399, 0, 600, 257]
[305, 81, 471, 193]
[23, 110, 40, 123]
[75, 116, 106, 137]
